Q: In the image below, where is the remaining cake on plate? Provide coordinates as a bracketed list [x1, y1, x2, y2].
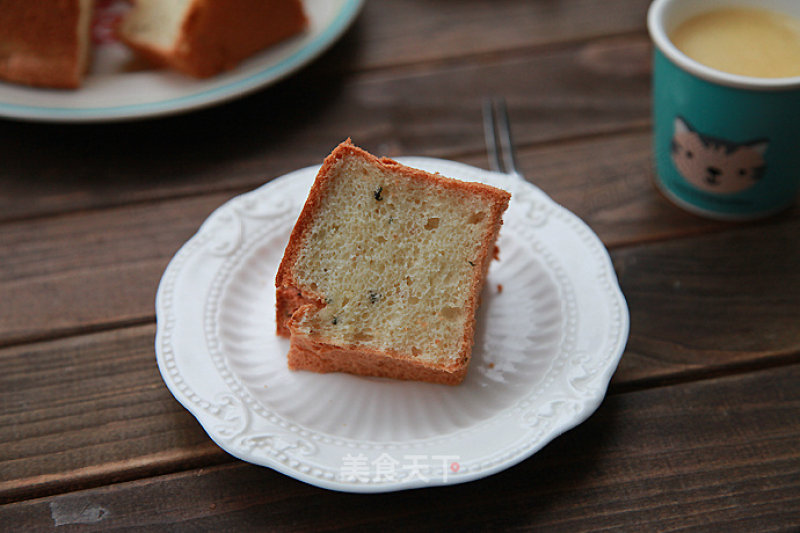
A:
[0, 0, 308, 89]
[276, 141, 511, 385]
[0, 0, 94, 89]
[118, 0, 308, 78]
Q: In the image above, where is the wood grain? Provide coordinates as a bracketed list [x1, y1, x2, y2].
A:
[350, 0, 652, 70]
[2, 364, 797, 531]
[2, 218, 799, 503]
[0, 326, 230, 504]
[0, 193, 229, 346]
[613, 215, 800, 389]
[0, 35, 651, 223]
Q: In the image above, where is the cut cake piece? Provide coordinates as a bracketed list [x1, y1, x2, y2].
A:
[118, 0, 308, 78]
[276, 141, 511, 385]
[0, 0, 94, 89]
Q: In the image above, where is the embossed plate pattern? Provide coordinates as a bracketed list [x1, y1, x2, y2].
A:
[155, 157, 629, 492]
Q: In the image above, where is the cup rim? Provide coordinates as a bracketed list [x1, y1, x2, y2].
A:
[647, 0, 800, 91]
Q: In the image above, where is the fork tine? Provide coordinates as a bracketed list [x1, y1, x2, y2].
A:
[493, 97, 519, 176]
[482, 97, 502, 172]
[482, 96, 520, 176]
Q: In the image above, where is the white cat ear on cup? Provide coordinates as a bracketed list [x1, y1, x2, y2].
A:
[674, 116, 690, 134]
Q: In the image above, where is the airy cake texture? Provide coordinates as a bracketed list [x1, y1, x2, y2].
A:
[0, 0, 94, 88]
[276, 141, 511, 385]
[118, 0, 308, 78]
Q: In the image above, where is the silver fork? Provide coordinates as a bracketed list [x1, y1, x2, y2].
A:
[482, 96, 524, 181]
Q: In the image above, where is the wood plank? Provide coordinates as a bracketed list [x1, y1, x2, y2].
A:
[3, 130, 766, 348]
[0, 35, 652, 222]
[612, 215, 800, 388]
[0, 193, 229, 346]
[0, 325, 231, 504]
[2, 212, 799, 503]
[351, 0, 652, 70]
[2, 364, 797, 530]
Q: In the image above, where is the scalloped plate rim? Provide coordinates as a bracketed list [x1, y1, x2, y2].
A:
[155, 156, 630, 492]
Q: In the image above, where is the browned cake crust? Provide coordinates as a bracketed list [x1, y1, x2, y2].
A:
[119, 0, 308, 78]
[288, 329, 469, 386]
[0, 0, 92, 89]
[275, 140, 511, 385]
[275, 286, 314, 338]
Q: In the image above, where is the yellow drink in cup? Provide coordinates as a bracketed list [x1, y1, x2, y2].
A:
[670, 7, 800, 79]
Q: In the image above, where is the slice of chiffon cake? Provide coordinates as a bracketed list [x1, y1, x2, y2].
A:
[118, 0, 307, 78]
[275, 141, 511, 385]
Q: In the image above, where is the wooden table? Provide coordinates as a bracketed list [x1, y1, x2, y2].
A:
[2, 1, 798, 530]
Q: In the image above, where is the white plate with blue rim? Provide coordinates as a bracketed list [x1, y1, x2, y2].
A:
[155, 156, 629, 493]
[0, 0, 363, 122]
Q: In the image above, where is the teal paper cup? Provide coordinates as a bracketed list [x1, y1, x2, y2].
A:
[648, 0, 800, 219]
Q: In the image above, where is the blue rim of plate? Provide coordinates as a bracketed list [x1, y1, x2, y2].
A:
[0, 0, 364, 122]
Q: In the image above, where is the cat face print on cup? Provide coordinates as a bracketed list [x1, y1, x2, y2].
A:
[648, 0, 800, 220]
[670, 117, 767, 195]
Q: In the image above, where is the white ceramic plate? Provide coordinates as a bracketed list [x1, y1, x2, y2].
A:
[0, 0, 363, 122]
[155, 157, 629, 493]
